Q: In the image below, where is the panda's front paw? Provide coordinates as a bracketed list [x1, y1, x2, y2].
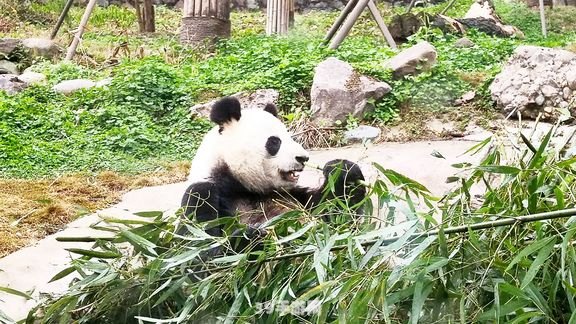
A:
[322, 159, 366, 206]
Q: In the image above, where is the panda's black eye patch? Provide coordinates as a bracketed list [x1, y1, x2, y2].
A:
[266, 136, 281, 156]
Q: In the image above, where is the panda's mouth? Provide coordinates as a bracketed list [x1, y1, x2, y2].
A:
[280, 169, 302, 182]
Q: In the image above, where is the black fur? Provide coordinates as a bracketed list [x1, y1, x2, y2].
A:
[210, 97, 242, 126]
[265, 136, 282, 156]
[263, 103, 278, 117]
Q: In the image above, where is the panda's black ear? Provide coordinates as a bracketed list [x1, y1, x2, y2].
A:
[210, 97, 242, 125]
[263, 103, 278, 117]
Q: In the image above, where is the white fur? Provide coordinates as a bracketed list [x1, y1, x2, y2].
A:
[188, 109, 309, 193]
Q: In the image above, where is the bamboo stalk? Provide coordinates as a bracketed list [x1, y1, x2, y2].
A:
[191, 208, 576, 275]
[539, 0, 547, 38]
[65, 0, 98, 61]
[324, 0, 358, 43]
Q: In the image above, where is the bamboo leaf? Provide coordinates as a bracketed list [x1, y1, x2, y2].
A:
[121, 230, 158, 257]
[0, 286, 32, 300]
[277, 223, 315, 244]
[224, 288, 245, 324]
[521, 239, 555, 289]
[48, 266, 76, 283]
[410, 276, 432, 324]
[528, 124, 555, 169]
[134, 211, 164, 218]
[506, 237, 555, 272]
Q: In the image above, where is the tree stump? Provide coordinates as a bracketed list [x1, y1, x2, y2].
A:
[180, 0, 231, 45]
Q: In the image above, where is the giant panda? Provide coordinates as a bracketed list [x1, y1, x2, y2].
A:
[181, 96, 367, 251]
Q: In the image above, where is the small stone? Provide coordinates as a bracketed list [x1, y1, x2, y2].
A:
[541, 85, 557, 97]
[535, 95, 545, 106]
[53, 79, 96, 94]
[0, 60, 18, 75]
[567, 70, 576, 90]
[544, 106, 553, 113]
[559, 101, 569, 109]
[343, 125, 381, 143]
[454, 37, 475, 48]
[563, 87, 572, 100]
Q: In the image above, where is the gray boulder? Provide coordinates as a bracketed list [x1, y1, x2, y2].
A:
[343, 125, 381, 143]
[310, 57, 391, 125]
[0, 60, 19, 75]
[18, 71, 46, 84]
[0, 75, 27, 94]
[22, 38, 59, 60]
[53, 79, 96, 94]
[489, 45, 576, 121]
[190, 89, 279, 118]
[384, 41, 437, 79]
[0, 39, 22, 58]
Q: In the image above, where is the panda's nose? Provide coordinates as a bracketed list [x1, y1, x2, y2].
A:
[295, 155, 309, 164]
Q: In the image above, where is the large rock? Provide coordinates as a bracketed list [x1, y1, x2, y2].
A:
[489, 45, 576, 121]
[18, 71, 46, 84]
[0, 60, 18, 75]
[310, 57, 391, 125]
[22, 38, 59, 60]
[190, 89, 280, 118]
[384, 41, 437, 79]
[0, 39, 22, 58]
[0, 75, 27, 94]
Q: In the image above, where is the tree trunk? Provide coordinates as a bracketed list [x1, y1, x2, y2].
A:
[266, 0, 293, 35]
[142, 0, 155, 32]
[180, 0, 231, 45]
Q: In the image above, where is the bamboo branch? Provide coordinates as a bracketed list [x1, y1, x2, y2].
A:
[191, 208, 576, 275]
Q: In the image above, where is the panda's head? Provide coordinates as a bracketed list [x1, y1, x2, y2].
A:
[210, 97, 309, 193]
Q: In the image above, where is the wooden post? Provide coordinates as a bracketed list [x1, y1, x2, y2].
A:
[65, 0, 98, 61]
[50, 0, 74, 40]
[266, 0, 293, 35]
[324, 0, 358, 43]
[367, 1, 396, 49]
[539, 0, 547, 37]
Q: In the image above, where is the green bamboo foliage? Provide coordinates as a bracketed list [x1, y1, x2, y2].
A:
[20, 126, 576, 323]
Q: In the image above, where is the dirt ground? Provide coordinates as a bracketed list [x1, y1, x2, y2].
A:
[0, 162, 190, 257]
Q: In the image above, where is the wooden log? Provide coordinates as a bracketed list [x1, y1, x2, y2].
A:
[65, 0, 98, 61]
